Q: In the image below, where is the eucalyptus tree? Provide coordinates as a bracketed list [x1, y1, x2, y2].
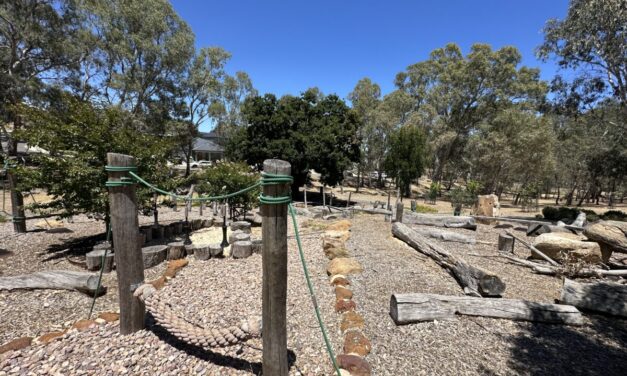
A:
[395, 43, 547, 182]
[348, 78, 381, 189]
[0, 0, 83, 232]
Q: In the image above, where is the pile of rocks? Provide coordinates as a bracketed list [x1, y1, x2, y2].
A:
[321, 220, 372, 376]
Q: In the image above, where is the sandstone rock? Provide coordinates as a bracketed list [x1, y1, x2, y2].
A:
[0, 337, 32, 354]
[344, 331, 371, 356]
[324, 230, 351, 242]
[164, 259, 189, 278]
[327, 220, 352, 232]
[37, 331, 65, 344]
[327, 258, 363, 276]
[532, 233, 602, 263]
[335, 299, 356, 313]
[335, 286, 353, 300]
[149, 276, 166, 289]
[330, 275, 350, 287]
[341, 311, 365, 332]
[323, 237, 350, 260]
[72, 319, 97, 331]
[97, 312, 120, 322]
[337, 354, 371, 376]
[584, 220, 627, 262]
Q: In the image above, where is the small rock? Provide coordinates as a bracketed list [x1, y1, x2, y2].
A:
[340, 311, 365, 332]
[0, 337, 32, 354]
[327, 258, 363, 276]
[337, 354, 371, 376]
[343, 331, 371, 356]
[335, 299, 356, 313]
[335, 286, 353, 300]
[326, 220, 352, 232]
[72, 320, 97, 332]
[36, 331, 65, 344]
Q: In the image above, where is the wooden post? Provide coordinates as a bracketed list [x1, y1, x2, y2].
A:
[199, 200, 204, 216]
[261, 159, 290, 375]
[387, 191, 391, 210]
[498, 234, 515, 253]
[303, 185, 307, 208]
[153, 192, 158, 226]
[329, 190, 333, 207]
[322, 186, 326, 207]
[106, 153, 145, 334]
[347, 192, 352, 208]
[172, 194, 178, 212]
[395, 202, 404, 223]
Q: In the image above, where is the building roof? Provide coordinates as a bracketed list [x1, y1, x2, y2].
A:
[193, 138, 224, 153]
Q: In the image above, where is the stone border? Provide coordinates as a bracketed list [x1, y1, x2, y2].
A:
[322, 220, 372, 376]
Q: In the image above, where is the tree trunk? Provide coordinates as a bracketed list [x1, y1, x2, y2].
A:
[6, 123, 26, 233]
[390, 293, 583, 325]
[185, 139, 192, 177]
[392, 222, 505, 296]
[561, 278, 627, 318]
[403, 213, 477, 230]
[0, 271, 106, 295]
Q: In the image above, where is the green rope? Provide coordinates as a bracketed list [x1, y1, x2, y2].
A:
[88, 223, 110, 319]
[288, 203, 341, 376]
[259, 172, 293, 204]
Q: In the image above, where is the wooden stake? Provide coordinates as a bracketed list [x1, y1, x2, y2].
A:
[303, 185, 307, 208]
[506, 230, 560, 266]
[261, 159, 291, 376]
[387, 191, 391, 210]
[322, 186, 326, 207]
[153, 192, 158, 226]
[347, 192, 352, 208]
[106, 153, 145, 334]
[395, 202, 404, 223]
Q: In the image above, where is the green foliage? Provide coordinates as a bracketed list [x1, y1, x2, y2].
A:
[227, 89, 360, 191]
[183, 161, 259, 209]
[428, 182, 441, 201]
[0, 214, 6, 223]
[539, 206, 627, 223]
[600, 210, 627, 222]
[384, 125, 427, 197]
[448, 184, 479, 209]
[414, 204, 438, 214]
[15, 95, 173, 218]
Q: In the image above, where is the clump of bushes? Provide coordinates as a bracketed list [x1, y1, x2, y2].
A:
[0, 214, 6, 223]
[542, 206, 626, 223]
[414, 204, 438, 214]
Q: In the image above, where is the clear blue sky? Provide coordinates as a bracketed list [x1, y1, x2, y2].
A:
[172, 0, 569, 100]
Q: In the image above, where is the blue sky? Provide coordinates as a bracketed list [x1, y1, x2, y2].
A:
[172, 0, 569, 102]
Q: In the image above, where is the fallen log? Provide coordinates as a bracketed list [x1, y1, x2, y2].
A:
[411, 226, 476, 244]
[561, 278, 627, 318]
[403, 213, 477, 231]
[506, 231, 560, 266]
[0, 271, 105, 295]
[495, 253, 627, 278]
[526, 223, 577, 237]
[392, 222, 505, 296]
[472, 215, 584, 232]
[583, 221, 627, 261]
[352, 207, 392, 215]
[390, 293, 583, 325]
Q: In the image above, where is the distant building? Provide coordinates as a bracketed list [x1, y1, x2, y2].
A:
[192, 131, 225, 161]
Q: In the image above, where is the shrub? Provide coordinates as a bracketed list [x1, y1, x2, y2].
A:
[0, 214, 6, 223]
[601, 210, 627, 221]
[414, 204, 438, 214]
[186, 161, 260, 209]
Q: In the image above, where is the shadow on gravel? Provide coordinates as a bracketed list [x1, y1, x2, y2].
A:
[505, 316, 627, 376]
[41, 232, 106, 262]
[148, 315, 297, 374]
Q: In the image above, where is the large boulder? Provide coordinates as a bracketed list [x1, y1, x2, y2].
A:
[584, 220, 627, 262]
[532, 233, 602, 263]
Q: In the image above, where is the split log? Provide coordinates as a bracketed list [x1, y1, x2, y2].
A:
[142, 245, 167, 268]
[506, 231, 560, 266]
[0, 271, 106, 295]
[166, 242, 186, 260]
[194, 244, 211, 260]
[85, 249, 114, 272]
[403, 213, 477, 231]
[473, 216, 584, 232]
[561, 278, 627, 318]
[252, 238, 263, 254]
[526, 223, 576, 237]
[390, 293, 583, 326]
[209, 243, 223, 258]
[392, 222, 505, 296]
[412, 227, 476, 244]
[231, 221, 252, 233]
[232, 240, 253, 259]
[496, 253, 627, 278]
[497, 234, 514, 253]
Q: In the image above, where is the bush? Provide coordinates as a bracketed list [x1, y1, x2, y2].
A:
[542, 206, 625, 222]
[602, 210, 627, 221]
[414, 204, 438, 214]
[0, 214, 6, 223]
[184, 161, 260, 209]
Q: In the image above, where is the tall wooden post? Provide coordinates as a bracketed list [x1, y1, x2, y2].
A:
[322, 186, 326, 207]
[106, 153, 145, 334]
[153, 192, 159, 226]
[303, 185, 307, 208]
[261, 159, 290, 375]
[347, 192, 352, 208]
[387, 192, 391, 210]
[395, 202, 404, 223]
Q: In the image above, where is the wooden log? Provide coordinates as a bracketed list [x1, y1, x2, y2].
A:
[390, 293, 583, 326]
[202, 218, 214, 228]
[473, 216, 584, 232]
[151, 225, 164, 240]
[85, 249, 114, 273]
[395, 202, 404, 223]
[0, 271, 106, 295]
[561, 278, 627, 318]
[352, 207, 392, 215]
[262, 159, 290, 375]
[412, 227, 476, 245]
[191, 218, 202, 231]
[106, 153, 145, 334]
[252, 238, 263, 254]
[166, 242, 186, 260]
[209, 243, 223, 258]
[392, 222, 505, 297]
[185, 244, 194, 255]
[583, 220, 627, 254]
[194, 244, 211, 260]
[496, 253, 627, 278]
[403, 213, 477, 231]
[498, 234, 514, 253]
[346, 192, 352, 208]
[232, 240, 253, 259]
[526, 223, 576, 236]
[231, 221, 252, 233]
[506, 231, 560, 266]
[141, 245, 167, 269]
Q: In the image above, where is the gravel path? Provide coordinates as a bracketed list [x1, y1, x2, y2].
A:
[347, 214, 627, 375]
[1, 214, 341, 375]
